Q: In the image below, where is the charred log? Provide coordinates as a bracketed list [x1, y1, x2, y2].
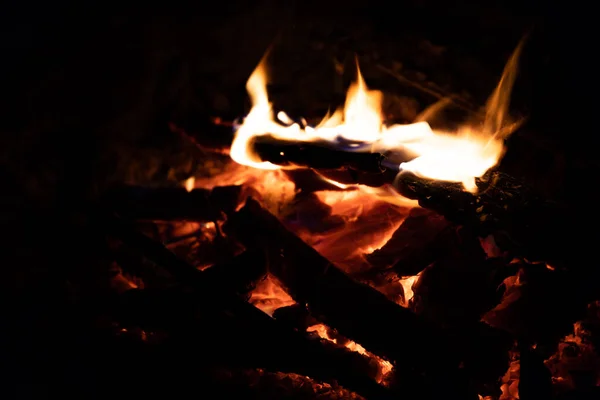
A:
[251, 135, 390, 173]
[201, 249, 267, 297]
[101, 212, 393, 400]
[225, 197, 509, 398]
[103, 185, 241, 221]
[518, 342, 553, 400]
[365, 207, 451, 275]
[394, 170, 570, 268]
[273, 304, 319, 331]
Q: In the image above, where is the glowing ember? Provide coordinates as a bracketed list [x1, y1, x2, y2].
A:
[545, 303, 600, 393]
[231, 44, 522, 193]
[249, 274, 296, 316]
[397, 273, 421, 307]
[307, 323, 393, 383]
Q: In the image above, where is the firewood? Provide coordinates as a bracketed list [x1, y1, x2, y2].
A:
[225, 198, 506, 398]
[273, 304, 319, 331]
[103, 185, 241, 221]
[201, 249, 267, 297]
[394, 170, 570, 267]
[101, 212, 394, 400]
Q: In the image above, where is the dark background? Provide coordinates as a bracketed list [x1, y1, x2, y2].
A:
[0, 2, 597, 397]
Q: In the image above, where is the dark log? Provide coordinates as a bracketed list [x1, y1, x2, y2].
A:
[225, 198, 503, 399]
[394, 170, 571, 268]
[251, 135, 396, 174]
[103, 185, 241, 221]
[411, 229, 503, 329]
[273, 304, 319, 331]
[201, 249, 267, 297]
[518, 342, 553, 400]
[100, 211, 394, 400]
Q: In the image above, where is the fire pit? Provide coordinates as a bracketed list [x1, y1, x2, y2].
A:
[5, 7, 600, 400]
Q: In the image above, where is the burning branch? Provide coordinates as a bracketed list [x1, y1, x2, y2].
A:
[102, 211, 395, 399]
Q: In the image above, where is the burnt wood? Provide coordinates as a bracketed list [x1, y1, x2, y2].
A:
[225, 197, 509, 398]
[394, 170, 570, 268]
[251, 135, 390, 173]
[101, 211, 394, 400]
[103, 185, 241, 221]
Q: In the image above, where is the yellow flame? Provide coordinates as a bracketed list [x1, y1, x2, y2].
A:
[231, 45, 522, 193]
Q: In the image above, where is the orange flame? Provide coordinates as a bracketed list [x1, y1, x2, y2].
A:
[231, 44, 523, 193]
[249, 274, 296, 316]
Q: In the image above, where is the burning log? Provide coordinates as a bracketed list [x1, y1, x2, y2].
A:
[250, 135, 415, 187]
[225, 198, 510, 397]
[101, 212, 394, 399]
[250, 135, 392, 173]
[365, 208, 451, 275]
[394, 170, 570, 267]
[103, 185, 241, 221]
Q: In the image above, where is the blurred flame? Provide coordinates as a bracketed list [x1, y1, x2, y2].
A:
[231, 45, 522, 193]
[184, 176, 195, 192]
[307, 323, 393, 383]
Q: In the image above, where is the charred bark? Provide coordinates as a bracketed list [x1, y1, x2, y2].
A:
[103, 185, 241, 221]
[394, 170, 570, 268]
[225, 198, 508, 398]
[100, 211, 393, 400]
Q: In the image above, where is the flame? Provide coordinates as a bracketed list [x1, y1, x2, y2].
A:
[307, 323, 393, 383]
[397, 273, 421, 307]
[184, 176, 195, 192]
[249, 274, 296, 316]
[231, 45, 522, 193]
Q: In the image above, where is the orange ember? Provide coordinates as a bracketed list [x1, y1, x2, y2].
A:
[307, 323, 393, 384]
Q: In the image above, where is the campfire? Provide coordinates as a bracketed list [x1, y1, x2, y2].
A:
[102, 41, 600, 400]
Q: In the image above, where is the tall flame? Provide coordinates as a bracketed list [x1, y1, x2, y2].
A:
[231, 45, 523, 192]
